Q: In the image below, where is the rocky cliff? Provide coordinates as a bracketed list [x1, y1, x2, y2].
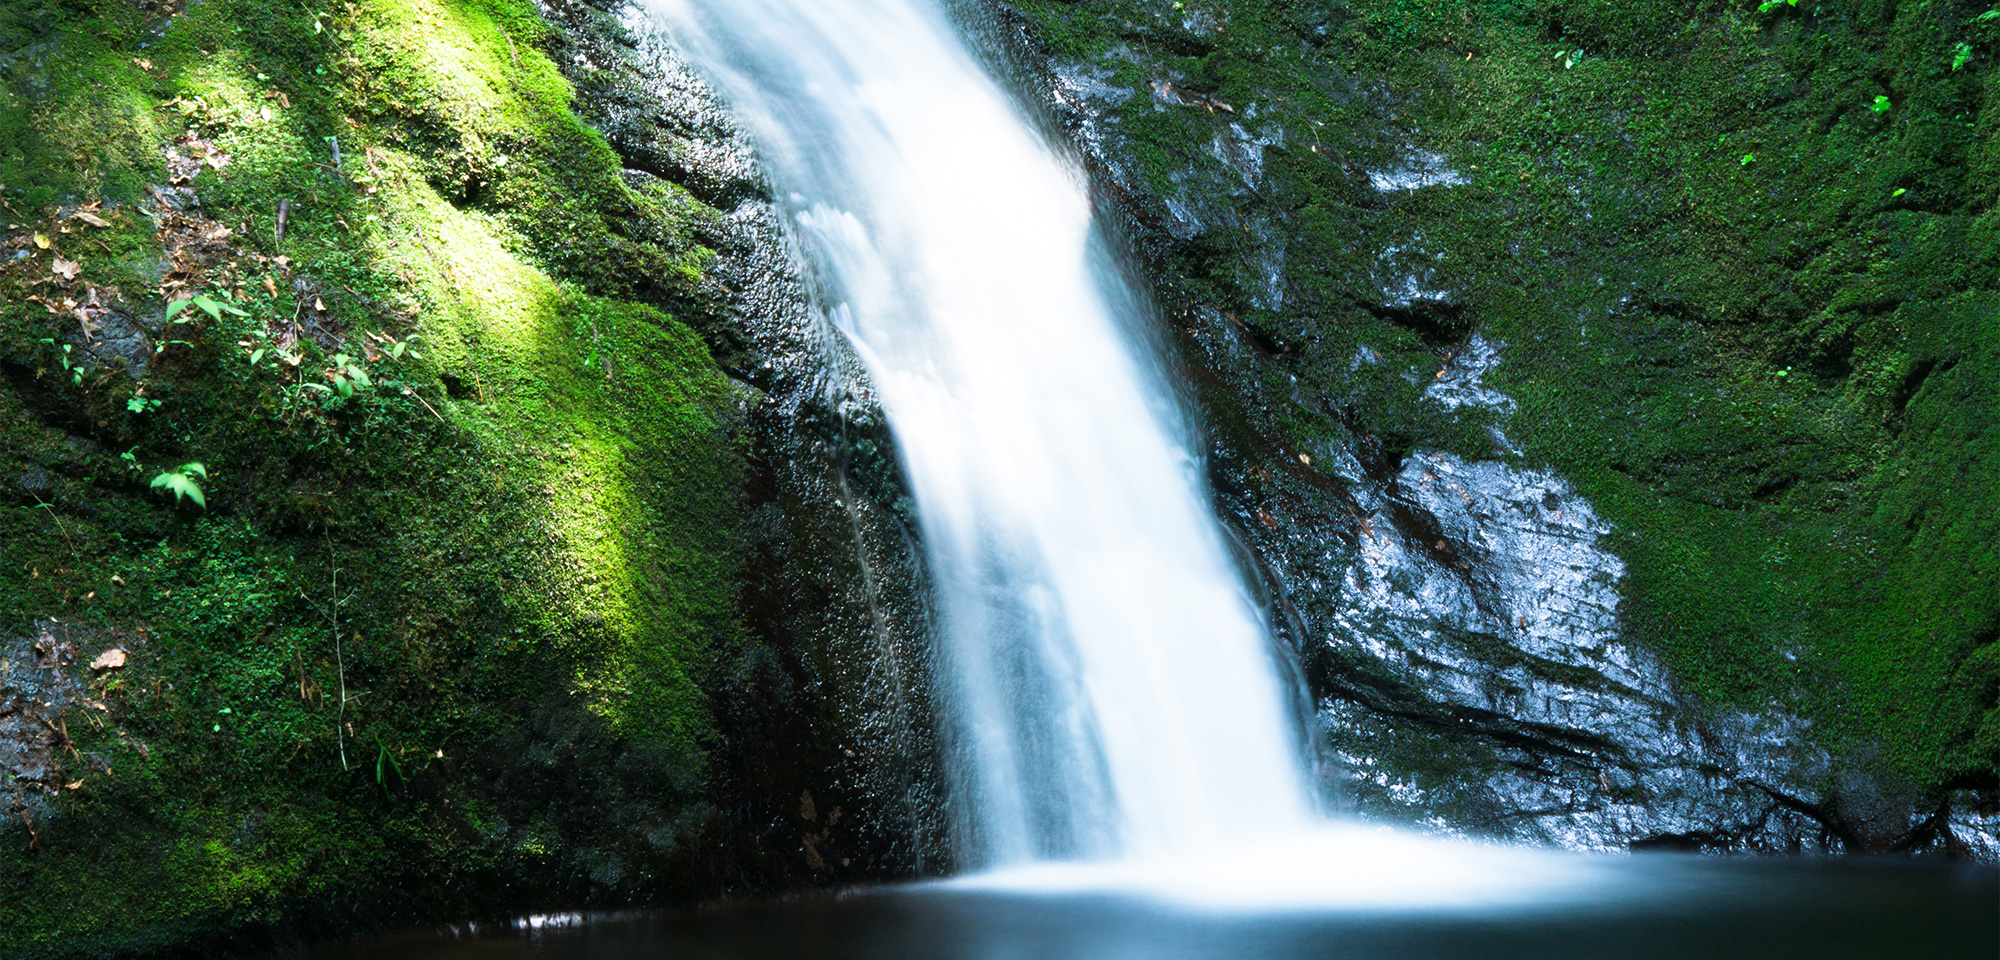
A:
[983, 0, 1999, 855]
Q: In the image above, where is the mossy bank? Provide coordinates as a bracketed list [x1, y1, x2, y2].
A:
[0, 0, 836, 954]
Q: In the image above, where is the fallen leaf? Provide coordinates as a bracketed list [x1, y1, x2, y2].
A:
[73, 211, 111, 228]
[263, 276, 278, 297]
[134, 58, 153, 70]
[51, 258, 80, 280]
[203, 151, 231, 171]
[90, 649, 127, 671]
[66, 780, 83, 791]
[260, 105, 272, 122]
[274, 255, 291, 267]
[278, 92, 291, 108]
[313, 295, 325, 311]
[32, 233, 49, 249]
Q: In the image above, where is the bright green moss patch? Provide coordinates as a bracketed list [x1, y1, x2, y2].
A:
[0, 0, 745, 954]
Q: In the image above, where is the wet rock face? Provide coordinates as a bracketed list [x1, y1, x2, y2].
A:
[0, 624, 145, 852]
[543, 0, 950, 884]
[972, 1, 1997, 857]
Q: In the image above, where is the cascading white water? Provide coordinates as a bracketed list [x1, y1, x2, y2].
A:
[647, 0, 1312, 867]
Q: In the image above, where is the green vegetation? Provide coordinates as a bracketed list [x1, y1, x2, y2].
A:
[0, 0, 747, 955]
[1008, 0, 1998, 809]
[149, 461, 208, 508]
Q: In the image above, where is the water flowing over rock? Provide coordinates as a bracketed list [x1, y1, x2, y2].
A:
[967, 0, 1997, 857]
[651, 0, 1314, 868]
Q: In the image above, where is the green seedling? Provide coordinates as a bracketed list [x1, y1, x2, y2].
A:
[150, 462, 208, 509]
[166, 291, 250, 324]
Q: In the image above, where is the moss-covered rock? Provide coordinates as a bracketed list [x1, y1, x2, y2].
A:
[0, 0, 879, 954]
[991, 0, 1997, 851]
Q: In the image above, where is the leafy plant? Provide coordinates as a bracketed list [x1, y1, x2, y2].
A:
[166, 290, 250, 324]
[37, 338, 84, 385]
[1953, 42, 1974, 71]
[150, 462, 208, 509]
[1870, 95, 1892, 114]
[126, 396, 161, 414]
[306, 352, 373, 399]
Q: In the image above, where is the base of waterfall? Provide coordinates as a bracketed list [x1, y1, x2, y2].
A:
[297, 843, 1996, 960]
[941, 824, 1632, 913]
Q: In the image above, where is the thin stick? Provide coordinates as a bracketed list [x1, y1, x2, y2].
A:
[333, 562, 348, 772]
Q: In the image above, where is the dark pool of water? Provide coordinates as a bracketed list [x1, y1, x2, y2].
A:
[299, 857, 1997, 960]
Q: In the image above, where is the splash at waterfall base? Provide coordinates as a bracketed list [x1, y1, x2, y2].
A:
[299, 846, 1998, 960]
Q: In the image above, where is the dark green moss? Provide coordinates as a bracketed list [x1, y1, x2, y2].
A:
[1007, 0, 1999, 801]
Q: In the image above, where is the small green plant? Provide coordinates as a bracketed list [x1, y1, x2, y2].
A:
[1953, 42, 1975, 71]
[375, 737, 403, 790]
[150, 462, 208, 509]
[305, 352, 373, 398]
[1740, 152, 1756, 165]
[1869, 94, 1892, 114]
[37, 338, 84, 385]
[165, 290, 250, 324]
[1757, 0, 1798, 12]
[126, 396, 161, 414]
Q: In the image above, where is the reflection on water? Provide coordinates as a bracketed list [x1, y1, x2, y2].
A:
[300, 856, 1996, 960]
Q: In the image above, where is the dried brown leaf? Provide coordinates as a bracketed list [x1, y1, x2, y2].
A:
[90, 649, 126, 671]
[51, 258, 80, 280]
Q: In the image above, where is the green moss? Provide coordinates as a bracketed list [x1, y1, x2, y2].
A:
[1009, 0, 1999, 799]
[0, 0, 746, 954]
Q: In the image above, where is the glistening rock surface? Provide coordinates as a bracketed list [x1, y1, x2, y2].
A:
[981, 0, 2000, 856]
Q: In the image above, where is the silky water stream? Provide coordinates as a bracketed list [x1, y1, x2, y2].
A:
[300, 0, 1996, 955]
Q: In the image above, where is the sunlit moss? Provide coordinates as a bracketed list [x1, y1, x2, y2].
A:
[0, 0, 743, 954]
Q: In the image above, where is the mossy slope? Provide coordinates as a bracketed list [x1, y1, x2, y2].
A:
[0, 0, 750, 955]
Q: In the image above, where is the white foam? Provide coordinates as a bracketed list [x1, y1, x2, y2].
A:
[945, 825, 1628, 914]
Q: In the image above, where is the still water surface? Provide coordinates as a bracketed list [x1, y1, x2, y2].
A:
[302, 856, 1995, 960]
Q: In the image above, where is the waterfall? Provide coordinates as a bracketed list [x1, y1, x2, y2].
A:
[648, 0, 1313, 867]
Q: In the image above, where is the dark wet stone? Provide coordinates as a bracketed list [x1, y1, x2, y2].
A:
[552, 0, 952, 881]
